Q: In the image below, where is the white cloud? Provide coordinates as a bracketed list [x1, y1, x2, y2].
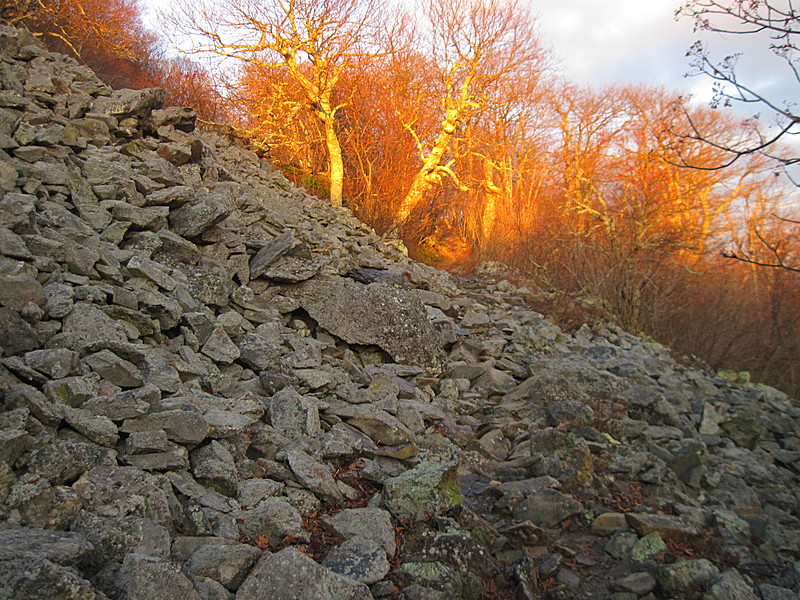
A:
[532, 0, 795, 117]
[533, 0, 697, 87]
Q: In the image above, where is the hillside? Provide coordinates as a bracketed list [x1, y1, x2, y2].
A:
[0, 25, 798, 600]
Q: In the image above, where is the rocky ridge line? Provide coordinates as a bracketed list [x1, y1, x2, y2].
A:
[0, 24, 798, 600]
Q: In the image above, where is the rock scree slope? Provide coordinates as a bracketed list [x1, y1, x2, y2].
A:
[0, 25, 798, 600]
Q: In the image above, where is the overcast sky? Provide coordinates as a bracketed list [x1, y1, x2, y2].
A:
[535, 0, 693, 85]
[532, 0, 795, 113]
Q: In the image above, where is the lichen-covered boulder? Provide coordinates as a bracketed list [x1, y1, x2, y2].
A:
[383, 461, 460, 520]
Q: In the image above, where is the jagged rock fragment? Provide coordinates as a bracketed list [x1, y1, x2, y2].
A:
[237, 547, 373, 600]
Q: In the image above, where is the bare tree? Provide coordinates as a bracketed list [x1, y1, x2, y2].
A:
[393, 0, 546, 223]
[676, 0, 799, 181]
[723, 213, 800, 272]
[164, 0, 384, 207]
[4, 0, 158, 88]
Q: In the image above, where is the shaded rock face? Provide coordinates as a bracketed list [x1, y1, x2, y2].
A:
[0, 24, 799, 600]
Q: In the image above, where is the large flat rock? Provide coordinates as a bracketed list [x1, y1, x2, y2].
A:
[282, 277, 445, 373]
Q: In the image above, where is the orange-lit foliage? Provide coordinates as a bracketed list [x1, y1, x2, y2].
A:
[394, 0, 548, 228]
[165, 0, 388, 207]
[6, 0, 222, 121]
[235, 63, 332, 198]
[337, 58, 437, 233]
[150, 56, 224, 122]
[18, 0, 157, 89]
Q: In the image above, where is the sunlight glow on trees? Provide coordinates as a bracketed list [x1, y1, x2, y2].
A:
[163, 0, 386, 207]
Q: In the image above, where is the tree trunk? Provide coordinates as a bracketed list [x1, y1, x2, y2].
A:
[324, 115, 344, 207]
[396, 120, 456, 222]
[481, 159, 502, 243]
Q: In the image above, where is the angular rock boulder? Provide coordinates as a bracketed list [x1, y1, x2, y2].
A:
[236, 547, 373, 600]
[282, 277, 445, 373]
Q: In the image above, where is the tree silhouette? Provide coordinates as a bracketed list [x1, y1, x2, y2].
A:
[676, 0, 799, 182]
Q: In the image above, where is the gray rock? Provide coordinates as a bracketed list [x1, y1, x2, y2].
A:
[236, 497, 306, 545]
[0, 554, 104, 600]
[148, 106, 197, 132]
[236, 331, 284, 371]
[23, 436, 85, 484]
[0, 192, 36, 232]
[121, 410, 209, 445]
[0, 523, 93, 565]
[201, 326, 240, 365]
[398, 585, 448, 600]
[71, 512, 171, 565]
[249, 230, 295, 278]
[758, 583, 799, 600]
[512, 488, 583, 527]
[0, 306, 40, 354]
[126, 255, 177, 291]
[0, 429, 32, 465]
[268, 387, 321, 438]
[105, 201, 169, 229]
[65, 116, 112, 147]
[477, 429, 510, 461]
[44, 374, 100, 408]
[175, 262, 232, 307]
[204, 410, 258, 439]
[237, 478, 283, 508]
[322, 536, 390, 585]
[0, 273, 42, 308]
[23, 348, 80, 379]
[125, 430, 173, 454]
[405, 530, 496, 579]
[81, 385, 156, 420]
[169, 189, 236, 238]
[123, 450, 189, 471]
[140, 156, 185, 186]
[383, 461, 460, 519]
[62, 406, 119, 447]
[625, 512, 702, 542]
[5, 477, 52, 525]
[347, 406, 414, 446]
[283, 277, 445, 372]
[57, 303, 128, 349]
[611, 572, 656, 595]
[117, 552, 202, 600]
[394, 561, 480, 600]
[185, 542, 261, 592]
[262, 255, 322, 283]
[189, 577, 231, 600]
[705, 570, 759, 600]
[72, 466, 174, 527]
[323, 507, 397, 557]
[42, 282, 75, 318]
[93, 87, 166, 118]
[141, 353, 182, 393]
[5, 383, 63, 426]
[236, 547, 373, 600]
[166, 470, 238, 514]
[286, 448, 345, 504]
[83, 349, 143, 388]
[630, 531, 666, 562]
[721, 411, 767, 450]
[158, 141, 196, 165]
[191, 441, 238, 497]
[656, 559, 720, 596]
